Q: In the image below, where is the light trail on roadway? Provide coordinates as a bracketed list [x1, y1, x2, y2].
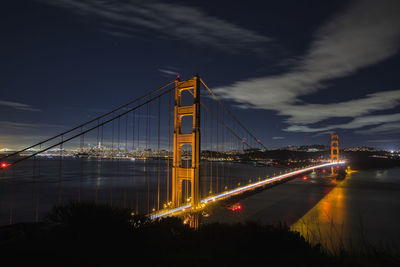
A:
[150, 161, 346, 220]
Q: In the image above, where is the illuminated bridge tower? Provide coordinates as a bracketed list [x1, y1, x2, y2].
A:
[331, 133, 339, 163]
[172, 75, 201, 209]
[330, 133, 339, 174]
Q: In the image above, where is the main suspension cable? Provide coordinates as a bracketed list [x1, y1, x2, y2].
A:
[9, 87, 175, 166]
[200, 78, 267, 150]
[0, 81, 175, 161]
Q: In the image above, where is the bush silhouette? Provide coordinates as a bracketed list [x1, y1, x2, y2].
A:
[46, 201, 134, 234]
[1, 201, 398, 267]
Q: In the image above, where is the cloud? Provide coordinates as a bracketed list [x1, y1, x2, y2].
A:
[0, 121, 38, 129]
[0, 100, 41, 112]
[159, 68, 179, 77]
[312, 131, 333, 137]
[0, 121, 65, 130]
[367, 139, 400, 143]
[99, 29, 132, 39]
[283, 90, 400, 125]
[40, 0, 270, 52]
[272, 136, 284, 140]
[214, 0, 400, 130]
[356, 122, 400, 135]
[285, 113, 400, 133]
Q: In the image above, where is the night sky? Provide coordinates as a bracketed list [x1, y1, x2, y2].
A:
[1, 0, 400, 150]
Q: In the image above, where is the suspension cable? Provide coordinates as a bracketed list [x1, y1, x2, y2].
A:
[0, 81, 175, 161]
[9, 87, 175, 166]
[186, 88, 252, 149]
[200, 78, 267, 150]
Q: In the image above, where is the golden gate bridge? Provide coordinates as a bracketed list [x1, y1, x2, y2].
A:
[0, 75, 345, 226]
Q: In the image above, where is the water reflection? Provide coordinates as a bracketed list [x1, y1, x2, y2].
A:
[203, 167, 400, 251]
[0, 158, 277, 225]
[291, 173, 350, 253]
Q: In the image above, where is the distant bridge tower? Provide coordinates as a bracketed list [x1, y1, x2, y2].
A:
[330, 133, 339, 163]
[330, 133, 339, 175]
[172, 75, 200, 209]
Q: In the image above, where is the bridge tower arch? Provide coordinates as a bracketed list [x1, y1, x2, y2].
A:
[172, 75, 201, 209]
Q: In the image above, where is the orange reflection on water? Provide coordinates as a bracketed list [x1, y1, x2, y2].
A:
[291, 173, 352, 253]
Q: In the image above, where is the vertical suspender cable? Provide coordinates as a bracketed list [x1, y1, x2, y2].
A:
[216, 103, 219, 193]
[209, 99, 213, 195]
[118, 117, 121, 153]
[123, 111, 128, 208]
[222, 109, 225, 191]
[167, 89, 171, 205]
[125, 112, 128, 152]
[79, 127, 84, 202]
[58, 135, 63, 205]
[32, 155, 36, 221]
[111, 114, 115, 154]
[36, 144, 41, 222]
[146, 103, 150, 214]
[9, 167, 15, 224]
[131, 110, 136, 211]
[203, 103, 207, 198]
[110, 118, 114, 207]
[136, 107, 140, 214]
[157, 96, 161, 211]
[117, 116, 121, 207]
[95, 119, 100, 203]
[137, 107, 140, 151]
[132, 110, 135, 151]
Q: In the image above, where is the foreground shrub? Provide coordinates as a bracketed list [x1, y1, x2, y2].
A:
[0, 202, 398, 266]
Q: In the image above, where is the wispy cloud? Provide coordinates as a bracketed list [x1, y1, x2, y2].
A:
[272, 136, 284, 140]
[159, 68, 179, 77]
[99, 29, 132, 39]
[367, 139, 400, 143]
[283, 91, 400, 125]
[0, 100, 41, 112]
[214, 0, 400, 131]
[356, 122, 400, 135]
[0, 121, 65, 130]
[0, 121, 38, 129]
[285, 113, 400, 133]
[40, 0, 270, 53]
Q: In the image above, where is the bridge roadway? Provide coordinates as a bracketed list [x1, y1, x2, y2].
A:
[150, 161, 346, 219]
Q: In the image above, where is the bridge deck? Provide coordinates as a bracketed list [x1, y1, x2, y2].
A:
[150, 162, 346, 219]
